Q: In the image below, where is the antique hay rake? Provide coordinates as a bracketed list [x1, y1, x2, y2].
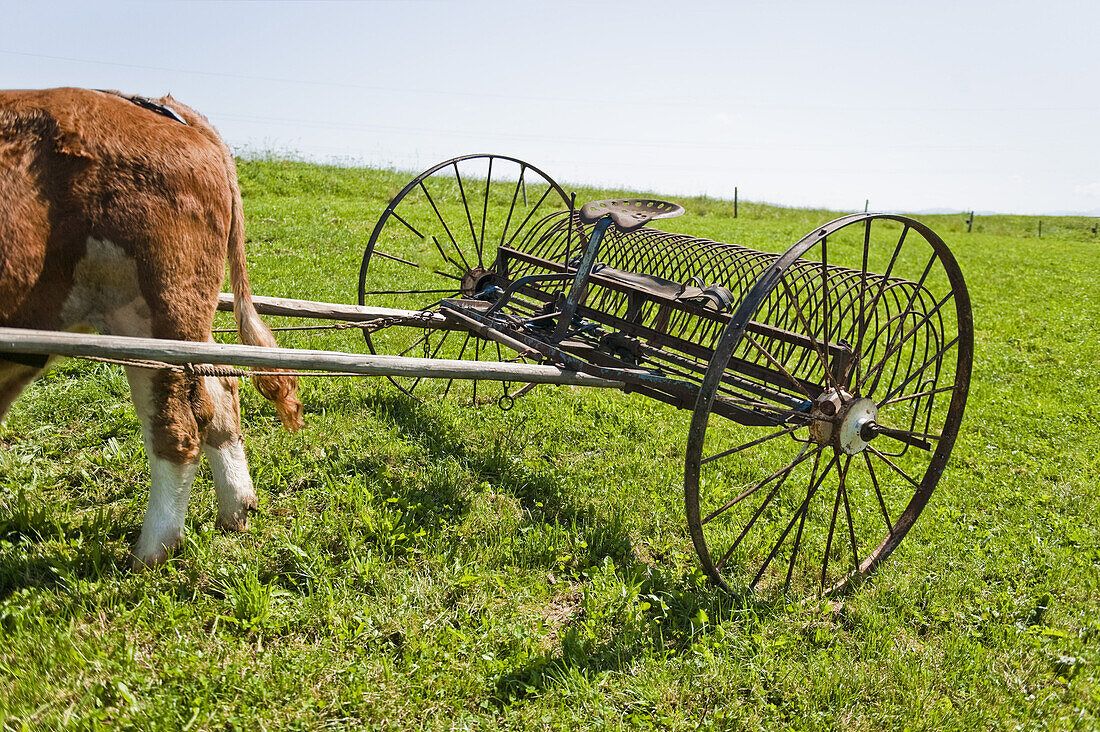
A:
[358, 154, 972, 597]
[0, 153, 973, 598]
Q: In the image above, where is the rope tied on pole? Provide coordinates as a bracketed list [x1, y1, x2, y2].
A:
[81, 354, 365, 379]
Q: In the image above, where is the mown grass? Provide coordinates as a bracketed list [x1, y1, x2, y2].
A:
[0, 158, 1097, 730]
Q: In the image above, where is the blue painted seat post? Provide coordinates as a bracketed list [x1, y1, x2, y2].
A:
[551, 215, 614, 342]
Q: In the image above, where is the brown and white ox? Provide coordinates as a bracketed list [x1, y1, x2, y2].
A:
[0, 87, 303, 565]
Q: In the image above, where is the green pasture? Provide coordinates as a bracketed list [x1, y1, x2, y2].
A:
[0, 158, 1097, 730]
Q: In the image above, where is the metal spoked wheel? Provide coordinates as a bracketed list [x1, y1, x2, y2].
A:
[684, 214, 973, 598]
[359, 154, 571, 404]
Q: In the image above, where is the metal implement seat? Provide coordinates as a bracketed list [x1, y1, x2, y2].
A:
[554, 199, 687, 340]
[578, 198, 685, 232]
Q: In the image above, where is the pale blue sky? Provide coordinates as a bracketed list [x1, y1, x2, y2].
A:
[3, 0, 1098, 214]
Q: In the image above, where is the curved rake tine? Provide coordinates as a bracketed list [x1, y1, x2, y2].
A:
[854, 223, 908, 389]
[878, 384, 957, 407]
[780, 278, 837, 391]
[862, 253, 943, 395]
[875, 335, 960, 406]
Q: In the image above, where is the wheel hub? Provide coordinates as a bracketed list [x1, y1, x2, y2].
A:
[809, 389, 878, 455]
[460, 267, 492, 296]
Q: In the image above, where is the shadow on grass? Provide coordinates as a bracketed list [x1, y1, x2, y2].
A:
[357, 390, 616, 531]
[0, 494, 126, 600]
[492, 574, 789, 706]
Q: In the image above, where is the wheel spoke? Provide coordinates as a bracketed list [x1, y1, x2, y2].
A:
[372, 249, 422, 268]
[429, 235, 464, 273]
[874, 335, 960, 406]
[742, 332, 814, 398]
[878, 384, 957, 407]
[854, 223, 908, 388]
[865, 445, 921, 488]
[840, 457, 859, 570]
[472, 338, 481, 404]
[363, 288, 459, 296]
[478, 157, 493, 267]
[701, 424, 800, 466]
[752, 452, 837, 590]
[453, 161, 480, 265]
[863, 451, 893, 533]
[501, 166, 526, 247]
[397, 331, 431, 357]
[845, 219, 872, 387]
[495, 341, 510, 395]
[820, 235, 831, 378]
[702, 443, 818, 525]
[784, 450, 826, 591]
[419, 182, 472, 273]
[780, 278, 837, 390]
[504, 185, 556, 249]
[821, 455, 850, 592]
[714, 397, 821, 427]
[714, 445, 822, 571]
[862, 252, 942, 395]
[388, 210, 425, 239]
[408, 329, 454, 394]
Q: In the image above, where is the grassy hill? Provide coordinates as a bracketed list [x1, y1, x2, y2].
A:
[0, 157, 1096, 729]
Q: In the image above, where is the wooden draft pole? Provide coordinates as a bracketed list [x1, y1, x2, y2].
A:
[215, 293, 451, 327]
[0, 328, 625, 388]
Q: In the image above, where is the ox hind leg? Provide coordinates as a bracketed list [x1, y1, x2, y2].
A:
[126, 367, 258, 565]
[126, 366, 208, 565]
[199, 374, 258, 532]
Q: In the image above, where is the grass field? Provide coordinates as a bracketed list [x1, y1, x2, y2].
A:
[0, 157, 1097, 730]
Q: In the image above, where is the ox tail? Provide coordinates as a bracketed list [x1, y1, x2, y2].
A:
[224, 165, 305, 432]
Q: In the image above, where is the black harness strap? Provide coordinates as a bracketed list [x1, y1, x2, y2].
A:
[96, 89, 187, 125]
